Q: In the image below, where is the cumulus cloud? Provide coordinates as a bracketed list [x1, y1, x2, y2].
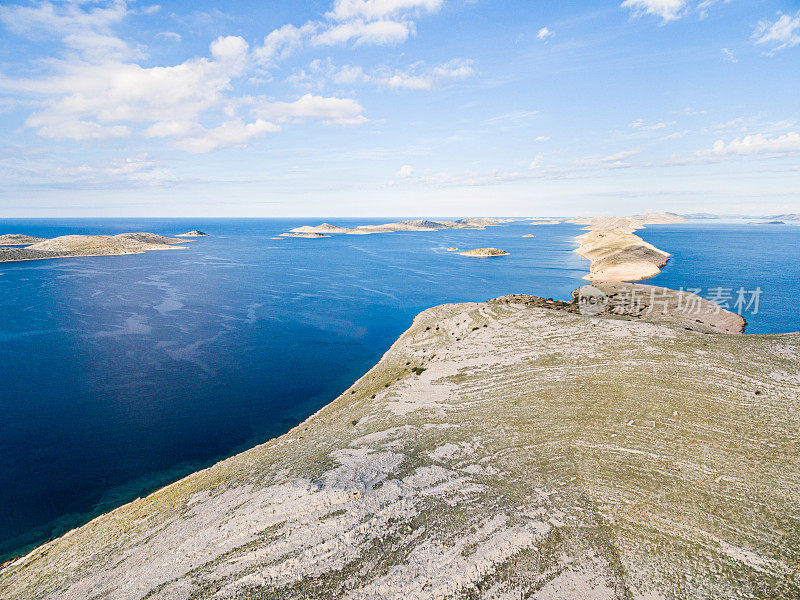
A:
[0, 0, 445, 156]
[326, 0, 443, 22]
[254, 23, 318, 65]
[0, 0, 135, 60]
[621, 0, 687, 22]
[397, 164, 414, 177]
[700, 132, 800, 157]
[313, 18, 412, 46]
[537, 27, 553, 41]
[2, 35, 250, 141]
[176, 119, 281, 154]
[253, 94, 367, 125]
[753, 11, 800, 53]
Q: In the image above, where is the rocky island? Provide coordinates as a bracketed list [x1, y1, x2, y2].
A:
[0, 233, 186, 263]
[459, 247, 510, 257]
[0, 234, 46, 246]
[279, 232, 332, 238]
[176, 230, 208, 237]
[286, 218, 513, 237]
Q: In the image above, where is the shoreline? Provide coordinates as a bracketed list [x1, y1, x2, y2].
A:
[1, 283, 794, 598]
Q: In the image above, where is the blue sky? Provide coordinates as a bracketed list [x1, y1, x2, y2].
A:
[0, 0, 798, 217]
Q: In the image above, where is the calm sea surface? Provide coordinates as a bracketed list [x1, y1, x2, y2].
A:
[0, 218, 796, 561]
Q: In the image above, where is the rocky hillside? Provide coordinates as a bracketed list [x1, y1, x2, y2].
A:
[0, 233, 186, 263]
[1, 288, 796, 600]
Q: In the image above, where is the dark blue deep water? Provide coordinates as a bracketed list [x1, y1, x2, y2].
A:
[0, 218, 588, 561]
[0, 218, 796, 561]
[638, 222, 800, 334]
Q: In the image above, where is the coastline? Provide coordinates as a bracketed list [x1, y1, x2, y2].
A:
[2, 285, 795, 598]
[2, 215, 795, 599]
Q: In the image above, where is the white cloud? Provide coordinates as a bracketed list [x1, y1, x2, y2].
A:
[156, 31, 182, 43]
[631, 119, 676, 130]
[662, 130, 689, 139]
[700, 132, 800, 157]
[176, 120, 281, 154]
[753, 11, 800, 53]
[4, 35, 250, 141]
[721, 47, 737, 62]
[254, 23, 318, 65]
[621, 0, 687, 22]
[537, 27, 553, 41]
[327, 0, 442, 22]
[397, 164, 414, 177]
[376, 59, 474, 89]
[529, 154, 543, 169]
[534, 136, 551, 142]
[313, 18, 412, 46]
[253, 93, 367, 125]
[288, 58, 474, 91]
[574, 149, 642, 167]
[0, 0, 135, 60]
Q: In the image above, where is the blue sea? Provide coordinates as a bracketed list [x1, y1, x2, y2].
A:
[0, 218, 797, 562]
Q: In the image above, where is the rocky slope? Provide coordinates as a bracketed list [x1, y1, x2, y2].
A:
[0, 233, 186, 263]
[1, 288, 796, 600]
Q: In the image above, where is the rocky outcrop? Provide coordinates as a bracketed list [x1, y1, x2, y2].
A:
[0, 233, 186, 263]
[176, 231, 208, 237]
[1, 292, 796, 599]
[459, 247, 510, 257]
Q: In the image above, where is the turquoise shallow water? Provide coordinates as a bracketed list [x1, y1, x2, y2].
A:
[0, 217, 796, 561]
[0, 218, 588, 561]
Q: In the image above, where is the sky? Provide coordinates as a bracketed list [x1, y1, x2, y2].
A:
[0, 0, 798, 217]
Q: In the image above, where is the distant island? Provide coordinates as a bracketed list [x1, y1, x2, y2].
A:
[459, 247, 509, 257]
[527, 219, 561, 225]
[284, 218, 513, 238]
[176, 230, 208, 237]
[279, 232, 331, 238]
[0, 233, 187, 263]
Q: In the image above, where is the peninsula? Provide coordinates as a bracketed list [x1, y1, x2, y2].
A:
[572, 212, 687, 282]
[0, 233, 187, 263]
[1, 283, 796, 599]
